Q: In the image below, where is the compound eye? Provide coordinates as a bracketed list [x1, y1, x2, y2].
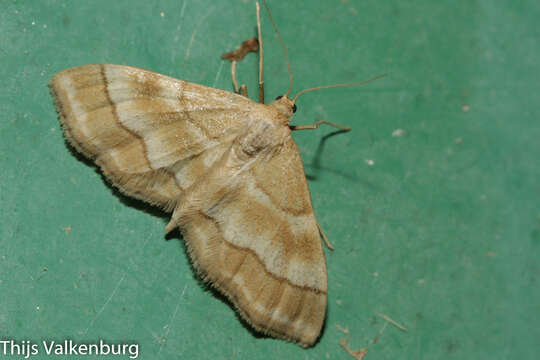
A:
[275, 95, 283, 100]
[292, 104, 297, 113]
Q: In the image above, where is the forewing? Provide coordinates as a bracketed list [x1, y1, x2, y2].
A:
[50, 64, 255, 210]
[179, 138, 328, 346]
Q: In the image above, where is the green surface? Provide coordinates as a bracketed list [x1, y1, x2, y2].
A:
[1, 0, 539, 359]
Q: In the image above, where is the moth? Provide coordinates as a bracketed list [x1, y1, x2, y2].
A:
[50, 1, 383, 347]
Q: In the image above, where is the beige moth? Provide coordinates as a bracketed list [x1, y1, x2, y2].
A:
[50, 1, 383, 347]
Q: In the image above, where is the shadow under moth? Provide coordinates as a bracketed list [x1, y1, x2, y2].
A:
[50, 1, 383, 347]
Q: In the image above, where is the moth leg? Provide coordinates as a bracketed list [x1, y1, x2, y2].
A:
[229, 59, 249, 97]
[239, 84, 248, 97]
[231, 60, 240, 94]
[230, 61, 249, 97]
[256, 1, 264, 104]
[317, 222, 334, 250]
[290, 120, 351, 131]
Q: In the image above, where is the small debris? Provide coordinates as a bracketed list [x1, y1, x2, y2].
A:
[365, 159, 374, 166]
[335, 324, 349, 335]
[340, 338, 367, 360]
[64, 226, 72, 235]
[462, 104, 470, 112]
[372, 321, 388, 344]
[417, 279, 425, 285]
[455, 137, 463, 144]
[36, 267, 48, 281]
[373, 272, 378, 277]
[392, 128, 405, 137]
[378, 314, 407, 331]
[336, 300, 343, 305]
[487, 251, 496, 258]
[160, 11, 165, 17]
[336, 326, 366, 359]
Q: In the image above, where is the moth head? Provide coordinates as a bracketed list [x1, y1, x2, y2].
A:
[271, 95, 297, 119]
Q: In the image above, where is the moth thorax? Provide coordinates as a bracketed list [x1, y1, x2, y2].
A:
[236, 119, 284, 159]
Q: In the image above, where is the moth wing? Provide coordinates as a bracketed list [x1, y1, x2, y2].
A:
[50, 64, 256, 211]
[179, 137, 328, 346]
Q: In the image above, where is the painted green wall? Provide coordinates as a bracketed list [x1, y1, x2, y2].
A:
[1, 0, 539, 359]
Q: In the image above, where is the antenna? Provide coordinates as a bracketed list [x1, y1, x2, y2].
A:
[261, 0, 294, 97]
[260, 1, 386, 104]
[292, 73, 388, 104]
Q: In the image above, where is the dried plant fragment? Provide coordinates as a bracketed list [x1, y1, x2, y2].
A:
[221, 37, 259, 61]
